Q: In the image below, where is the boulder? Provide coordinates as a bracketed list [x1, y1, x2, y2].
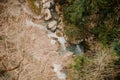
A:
[57, 23, 63, 30]
[44, 8, 52, 20]
[43, 1, 51, 9]
[47, 20, 57, 31]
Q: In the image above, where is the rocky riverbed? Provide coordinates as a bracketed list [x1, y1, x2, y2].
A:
[0, 0, 75, 80]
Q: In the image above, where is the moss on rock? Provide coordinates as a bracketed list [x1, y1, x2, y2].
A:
[27, 0, 42, 15]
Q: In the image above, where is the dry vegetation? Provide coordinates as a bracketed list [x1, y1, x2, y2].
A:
[67, 48, 119, 80]
[0, 1, 73, 80]
[0, 0, 120, 80]
[26, 0, 42, 15]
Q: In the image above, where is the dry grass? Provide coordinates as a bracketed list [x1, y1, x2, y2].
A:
[26, 0, 42, 15]
[1, 1, 117, 80]
[67, 48, 118, 80]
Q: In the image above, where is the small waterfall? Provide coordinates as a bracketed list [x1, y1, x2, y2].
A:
[76, 44, 82, 53]
[67, 43, 84, 55]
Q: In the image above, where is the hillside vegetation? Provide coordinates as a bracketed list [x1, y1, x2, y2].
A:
[0, 0, 120, 80]
[61, 0, 120, 79]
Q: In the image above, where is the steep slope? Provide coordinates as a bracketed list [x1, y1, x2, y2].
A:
[0, 0, 73, 80]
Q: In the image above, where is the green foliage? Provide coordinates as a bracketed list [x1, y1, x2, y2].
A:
[72, 55, 89, 70]
[114, 40, 120, 55]
[64, 23, 87, 44]
[63, 0, 120, 45]
[92, 21, 119, 45]
[63, 0, 85, 25]
[63, 1, 120, 79]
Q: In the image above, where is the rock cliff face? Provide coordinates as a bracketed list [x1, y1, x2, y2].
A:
[0, 0, 74, 80]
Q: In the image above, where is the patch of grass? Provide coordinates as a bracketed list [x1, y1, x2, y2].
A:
[113, 40, 120, 65]
[64, 23, 88, 44]
[114, 40, 120, 55]
[27, 0, 42, 15]
[67, 48, 118, 80]
[63, 0, 120, 46]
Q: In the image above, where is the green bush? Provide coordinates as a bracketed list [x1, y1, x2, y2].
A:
[63, 1, 120, 79]
[114, 40, 120, 55]
[63, 0, 120, 45]
[63, 0, 85, 25]
[92, 21, 119, 45]
[64, 23, 87, 44]
[72, 55, 90, 70]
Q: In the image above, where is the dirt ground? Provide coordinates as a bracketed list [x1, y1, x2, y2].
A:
[0, 0, 73, 80]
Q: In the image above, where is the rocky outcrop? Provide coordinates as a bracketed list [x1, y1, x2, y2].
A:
[47, 20, 57, 32]
[0, 0, 73, 80]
